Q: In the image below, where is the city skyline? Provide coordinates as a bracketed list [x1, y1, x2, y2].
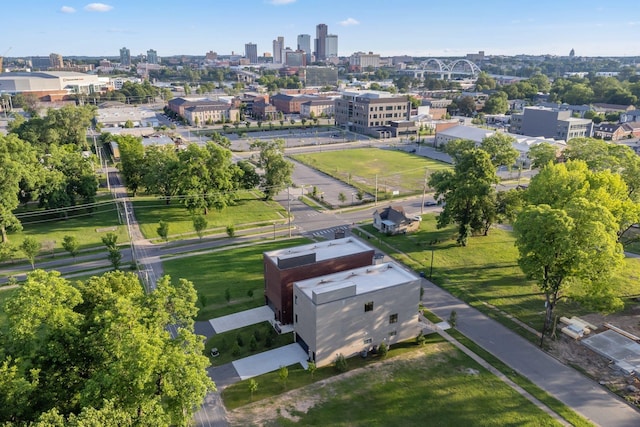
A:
[4, 0, 640, 59]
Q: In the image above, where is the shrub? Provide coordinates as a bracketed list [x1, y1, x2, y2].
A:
[236, 333, 244, 347]
[231, 343, 241, 356]
[249, 336, 258, 351]
[378, 342, 388, 358]
[334, 353, 348, 373]
[449, 310, 458, 328]
[253, 328, 262, 342]
[265, 334, 274, 348]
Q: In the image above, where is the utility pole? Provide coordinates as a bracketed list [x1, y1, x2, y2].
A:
[374, 174, 378, 206]
[421, 168, 428, 214]
[287, 186, 292, 238]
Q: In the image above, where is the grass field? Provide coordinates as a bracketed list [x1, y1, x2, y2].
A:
[224, 336, 561, 426]
[358, 215, 640, 338]
[161, 238, 310, 321]
[8, 197, 128, 258]
[132, 191, 287, 240]
[292, 148, 451, 196]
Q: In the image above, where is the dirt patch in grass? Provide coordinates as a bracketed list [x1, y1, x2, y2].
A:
[548, 307, 640, 406]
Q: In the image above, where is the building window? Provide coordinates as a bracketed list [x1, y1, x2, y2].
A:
[295, 295, 297, 305]
[364, 337, 372, 344]
[364, 301, 374, 312]
[295, 314, 298, 323]
[389, 313, 398, 324]
[389, 330, 397, 337]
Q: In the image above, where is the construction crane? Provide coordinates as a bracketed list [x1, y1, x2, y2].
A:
[0, 47, 12, 72]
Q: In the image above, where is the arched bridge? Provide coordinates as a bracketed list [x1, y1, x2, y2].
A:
[405, 59, 482, 79]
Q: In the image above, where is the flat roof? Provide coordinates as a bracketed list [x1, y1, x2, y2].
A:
[295, 261, 418, 300]
[264, 237, 373, 264]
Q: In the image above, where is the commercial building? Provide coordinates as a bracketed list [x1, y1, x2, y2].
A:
[263, 238, 376, 324]
[302, 66, 338, 87]
[0, 71, 106, 101]
[285, 50, 306, 67]
[147, 49, 158, 65]
[335, 90, 410, 137]
[120, 47, 131, 66]
[167, 97, 239, 125]
[300, 98, 335, 118]
[325, 34, 338, 59]
[273, 37, 284, 64]
[49, 53, 64, 69]
[297, 34, 312, 64]
[271, 93, 318, 114]
[349, 52, 380, 71]
[31, 56, 51, 70]
[293, 261, 421, 366]
[245, 43, 258, 64]
[96, 103, 160, 128]
[315, 24, 328, 61]
[509, 106, 593, 141]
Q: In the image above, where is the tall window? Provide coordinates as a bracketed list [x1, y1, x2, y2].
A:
[389, 313, 398, 324]
[364, 301, 374, 312]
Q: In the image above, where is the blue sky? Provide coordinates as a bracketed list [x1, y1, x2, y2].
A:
[4, 0, 640, 58]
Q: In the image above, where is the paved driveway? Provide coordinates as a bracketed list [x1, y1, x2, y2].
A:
[209, 306, 274, 334]
[232, 343, 309, 380]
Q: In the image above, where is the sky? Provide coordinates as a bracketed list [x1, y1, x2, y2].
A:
[4, 0, 640, 59]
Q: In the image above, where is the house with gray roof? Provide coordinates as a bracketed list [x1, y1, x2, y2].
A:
[373, 206, 420, 235]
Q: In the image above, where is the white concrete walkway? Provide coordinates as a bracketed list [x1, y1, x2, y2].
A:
[209, 306, 274, 334]
[232, 343, 309, 380]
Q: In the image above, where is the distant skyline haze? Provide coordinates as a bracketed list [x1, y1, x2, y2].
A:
[4, 0, 640, 58]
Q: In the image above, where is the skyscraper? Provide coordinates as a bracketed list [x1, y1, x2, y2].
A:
[120, 47, 131, 66]
[147, 49, 158, 64]
[49, 53, 64, 68]
[273, 36, 284, 64]
[297, 34, 311, 64]
[245, 42, 258, 64]
[315, 24, 328, 61]
[326, 34, 338, 59]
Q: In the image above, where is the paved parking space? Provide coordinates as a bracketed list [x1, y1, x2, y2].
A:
[232, 343, 309, 380]
[209, 306, 274, 334]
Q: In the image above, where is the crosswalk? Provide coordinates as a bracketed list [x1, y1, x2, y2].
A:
[311, 225, 351, 238]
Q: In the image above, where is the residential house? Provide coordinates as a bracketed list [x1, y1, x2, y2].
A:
[373, 206, 420, 235]
[620, 110, 640, 123]
[263, 238, 375, 324]
[622, 121, 640, 138]
[593, 122, 630, 141]
[592, 103, 636, 115]
[293, 261, 421, 366]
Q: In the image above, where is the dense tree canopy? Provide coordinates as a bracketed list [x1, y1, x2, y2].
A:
[0, 270, 214, 426]
[251, 139, 294, 200]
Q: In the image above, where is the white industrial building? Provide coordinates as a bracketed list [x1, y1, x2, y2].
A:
[0, 71, 107, 100]
[293, 261, 421, 367]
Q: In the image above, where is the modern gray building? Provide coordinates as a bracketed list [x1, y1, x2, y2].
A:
[30, 56, 51, 70]
[245, 42, 258, 64]
[293, 261, 421, 366]
[325, 34, 338, 58]
[297, 34, 312, 64]
[335, 91, 410, 137]
[315, 23, 328, 60]
[272, 36, 284, 64]
[302, 66, 338, 87]
[120, 47, 131, 66]
[146, 49, 158, 65]
[509, 106, 593, 141]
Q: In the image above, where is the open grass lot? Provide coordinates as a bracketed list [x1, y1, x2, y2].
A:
[162, 238, 310, 321]
[9, 197, 128, 255]
[133, 191, 287, 240]
[292, 148, 451, 196]
[359, 215, 640, 339]
[204, 322, 293, 366]
[224, 336, 561, 426]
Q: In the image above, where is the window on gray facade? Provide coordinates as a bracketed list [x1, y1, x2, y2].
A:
[389, 313, 398, 324]
[364, 337, 373, 344]
[389, 330, 397, 337]
[364, 301, 374, 312]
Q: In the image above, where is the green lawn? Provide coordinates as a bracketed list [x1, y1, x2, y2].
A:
[224, 337, 561, 426]
[8, 197, 128, 256]
[358, 215, 640, 339]
[204, 322, 293, 366]
[292, 148, 451, 196]
[132, 191, 287, 240]
[162, 238, 311, 321]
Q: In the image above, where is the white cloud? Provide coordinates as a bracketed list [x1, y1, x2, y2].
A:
[84, 3, 113, 12]
[267, 0, 296, 5]
[339, 17, 360, 26]
[60, 5, 76, 13]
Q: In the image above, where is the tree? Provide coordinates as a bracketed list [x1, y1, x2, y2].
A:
[248, 379, 258, 402]
[226, 225, 235, 238]
[115, 135, 145, 196]
[142, 145, 180, 204]
[20, 237, 41, 269]
[101, 232, 118, 251]
[157, 221, 169, 242]
[480, 133, 519, 168]
[225, 288, 231, 304]
[0, 241, 17, 264]
[124, 119, 134, 129]
[527, 73, 551, 93]
[0, 270, 214, 425]
[456, 96, 477, 117]
[250, 140, 293, 200]
[514, 203, 623, 346]
[235, 160, 261, 190]
[338, 192, 347, 204]
[307, 361, 317, 380]
[482, 91, 509, 115]
[527, 142, 558, 168]
[378, 342, 388, 358]
[62, 235, 80, 259]
[475, 72, 497, 91]
[278, 365, 289, 389]
[428, 148, 499, 245]
[107, 248, 122, 270]
[192, 215, 208, 240]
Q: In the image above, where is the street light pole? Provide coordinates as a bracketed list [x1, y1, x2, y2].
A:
[287, 186, 292, 238]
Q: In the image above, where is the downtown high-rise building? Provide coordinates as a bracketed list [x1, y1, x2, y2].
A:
[326, 34, 338, 59]
[314, 24, 328, 61]
[120, 47, 131, 66]
[245, 42, 258, 64]
[49, 53, 64, 68]
[147, 49, 158, 64]
[273, 36, 284, 63]
[297, 34, 311, 64]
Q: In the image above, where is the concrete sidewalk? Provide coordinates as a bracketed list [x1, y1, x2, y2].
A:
[422, 278, 640, 427]
[209, 306, 274, 334]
